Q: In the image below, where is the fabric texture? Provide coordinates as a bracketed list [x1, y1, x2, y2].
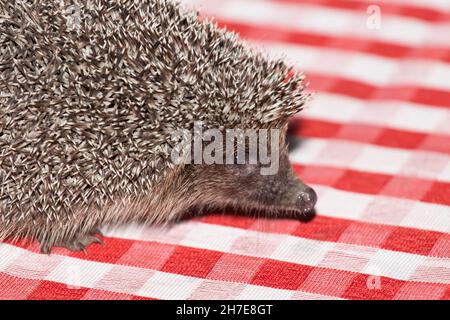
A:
[0, 0, 449, 300]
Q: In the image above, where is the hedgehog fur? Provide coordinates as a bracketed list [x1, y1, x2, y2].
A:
[0, 0, 310, 252]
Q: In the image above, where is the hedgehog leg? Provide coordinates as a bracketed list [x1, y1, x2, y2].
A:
[61, 231, 104, 253]
[40, 229, 104, 254]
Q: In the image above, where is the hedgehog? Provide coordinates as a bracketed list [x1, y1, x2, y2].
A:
[0, 0, 317, 253]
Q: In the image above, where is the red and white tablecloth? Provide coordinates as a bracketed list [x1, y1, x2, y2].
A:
[0, 0, 449, 300]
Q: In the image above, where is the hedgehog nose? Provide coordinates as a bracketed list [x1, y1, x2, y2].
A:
[297, 187, 317, 212]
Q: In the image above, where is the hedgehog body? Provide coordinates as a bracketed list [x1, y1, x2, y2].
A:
[0, 0, 311, 252]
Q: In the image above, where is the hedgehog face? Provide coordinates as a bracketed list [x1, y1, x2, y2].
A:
[224, 151, 316, 216]
[179, 131, 317, 218]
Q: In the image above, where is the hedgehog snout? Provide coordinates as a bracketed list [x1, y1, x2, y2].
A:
[296, 187, 317, 214]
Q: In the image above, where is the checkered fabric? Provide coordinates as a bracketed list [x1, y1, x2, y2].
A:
[1, 0, 449, 300]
